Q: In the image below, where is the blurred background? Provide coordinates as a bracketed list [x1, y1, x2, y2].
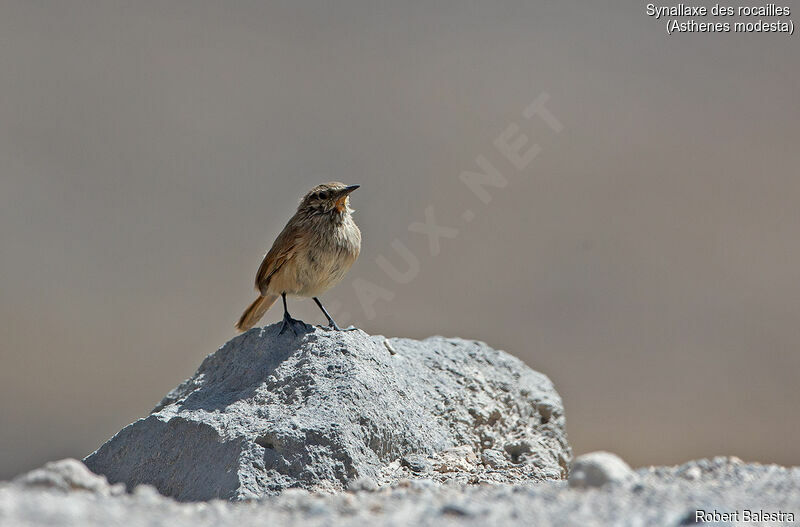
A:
[1, 1, 798, 480]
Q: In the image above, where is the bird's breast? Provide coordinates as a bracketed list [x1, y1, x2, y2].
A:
[291, 214, 360, 296]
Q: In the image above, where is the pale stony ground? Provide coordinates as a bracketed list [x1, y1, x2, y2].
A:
[4, 329, 798, 525]
[2, 456, 799, 526]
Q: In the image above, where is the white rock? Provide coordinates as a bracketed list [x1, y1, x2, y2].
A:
[13, 459, 123, 496]
[84, 328, 571, 501]
[569, 451, 634, 488]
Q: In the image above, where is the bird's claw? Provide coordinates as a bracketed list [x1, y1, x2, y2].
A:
[279, 314, 310, 336]
[317, 323, 359, 332]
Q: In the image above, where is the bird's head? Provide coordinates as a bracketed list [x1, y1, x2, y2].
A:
[299, 182, 360, 214]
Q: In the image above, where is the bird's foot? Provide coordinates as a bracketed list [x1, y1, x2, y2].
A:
[279, 313, 310, 335]
[318, 322, 359, 332]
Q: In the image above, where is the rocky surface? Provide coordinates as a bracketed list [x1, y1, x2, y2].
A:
[2, 456, 799, 526]
[569, 451, 634, 489]
[7, 327, 797, 525]
[12, 459, 125, 497]
[84, 325, 571, 501]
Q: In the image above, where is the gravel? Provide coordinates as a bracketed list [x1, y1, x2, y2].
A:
[6, 326, 797, 525]
[2, 456, 799, 526]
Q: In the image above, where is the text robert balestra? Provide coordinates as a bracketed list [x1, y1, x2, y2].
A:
[695, 509, 795, 523]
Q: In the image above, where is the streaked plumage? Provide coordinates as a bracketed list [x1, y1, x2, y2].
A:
[236, 182, 361, 333]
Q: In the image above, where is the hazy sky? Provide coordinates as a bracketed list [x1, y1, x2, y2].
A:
[1, 1, 798, 479]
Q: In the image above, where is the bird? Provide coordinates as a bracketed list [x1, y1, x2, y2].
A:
[235, 182, 361, 334]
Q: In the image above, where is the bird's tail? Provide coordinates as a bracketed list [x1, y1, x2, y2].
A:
[235, 294, 279, 332]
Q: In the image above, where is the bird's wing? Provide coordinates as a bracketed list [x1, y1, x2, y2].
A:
[254, 222, 305, 295]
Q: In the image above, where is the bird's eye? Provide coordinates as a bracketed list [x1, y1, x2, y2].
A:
[318, 191, 328, 200]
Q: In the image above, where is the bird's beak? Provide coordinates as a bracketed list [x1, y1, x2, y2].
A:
[340, 184, 360, 196]
[335, 185, 359, 211]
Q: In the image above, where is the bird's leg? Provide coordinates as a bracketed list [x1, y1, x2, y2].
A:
[313, 297, 357, 331]
[279, 292, 309, 335]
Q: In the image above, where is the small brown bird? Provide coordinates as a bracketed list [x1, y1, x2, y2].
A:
[236, 182, 361, 334]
